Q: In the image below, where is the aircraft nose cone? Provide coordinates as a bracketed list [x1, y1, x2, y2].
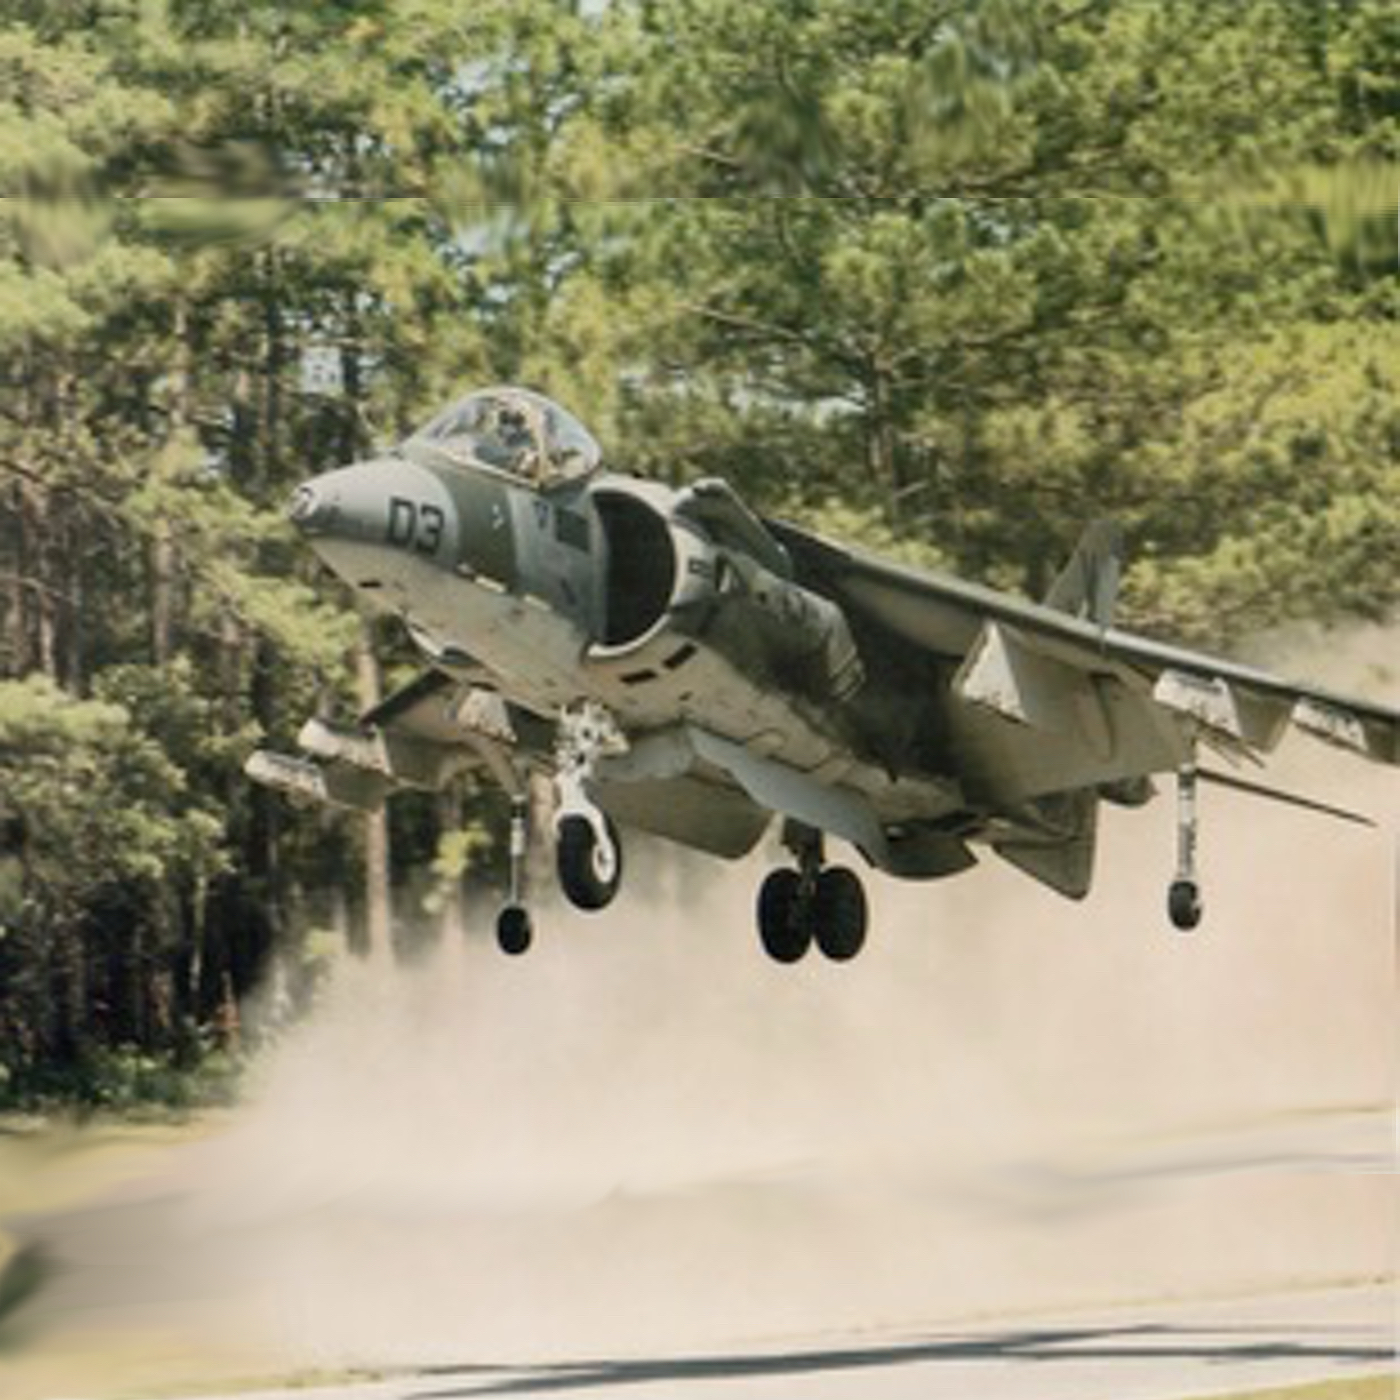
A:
[284, 458, 461, 583]
[286, 481, 332, 534]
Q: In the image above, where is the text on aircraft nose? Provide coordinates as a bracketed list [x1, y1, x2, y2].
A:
[285, 459, 463, 566]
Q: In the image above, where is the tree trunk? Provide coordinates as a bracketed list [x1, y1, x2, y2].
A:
[152, 301, 191, 666]
[31, 487, 58, 681]
[4, 480, 30, 678]
[355, 630, 393, 963]
[863, 360, 903, 527]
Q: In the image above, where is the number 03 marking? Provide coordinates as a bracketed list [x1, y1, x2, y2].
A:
[387, 497, 446, 556]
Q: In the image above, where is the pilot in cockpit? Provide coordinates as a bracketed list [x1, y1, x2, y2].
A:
[483, 399, 541, 478]
[413, 388, 601, 488]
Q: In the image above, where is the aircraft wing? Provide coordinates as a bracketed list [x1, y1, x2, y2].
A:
[768, 518, 1400, 769]
[246, 669, 553, 813]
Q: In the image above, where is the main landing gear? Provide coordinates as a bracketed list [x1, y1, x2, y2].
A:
[1168, 759, 1204, 932]
[757, 823, 869, 964]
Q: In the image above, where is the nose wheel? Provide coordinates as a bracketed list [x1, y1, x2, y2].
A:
[757, 825, 869, 964]
[552, 701, 625, 915]
[556, 810, 623, 911]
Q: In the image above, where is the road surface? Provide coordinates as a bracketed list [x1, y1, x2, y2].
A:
[161, 1285, 1396, 1400]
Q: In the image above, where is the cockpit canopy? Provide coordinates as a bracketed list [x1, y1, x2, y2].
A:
[409, 387, 601, 486]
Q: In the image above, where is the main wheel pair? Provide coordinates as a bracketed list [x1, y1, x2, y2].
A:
[757, 866, 868, 964]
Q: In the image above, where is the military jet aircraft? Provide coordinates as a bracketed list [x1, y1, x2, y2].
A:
[248, 386, 1400, 960]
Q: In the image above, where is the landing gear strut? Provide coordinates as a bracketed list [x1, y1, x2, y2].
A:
[495, 793, 534, 955]
[757, 824, 868, 964]
[1168, 759, 1204, 932]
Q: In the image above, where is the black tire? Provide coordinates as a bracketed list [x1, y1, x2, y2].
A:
[497, 904, 533, 955]
[557, 813, 622, 912]
[813, 866, 868, 962]
[1168, 879, 1202, 932]
[757, 869, 811, 964]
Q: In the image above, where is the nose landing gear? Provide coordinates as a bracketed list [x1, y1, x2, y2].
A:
[757, 824, 869, 965]
[490, 702, 626, 954]
[556, 809, 623, 910]
[552, 701, 625, 915]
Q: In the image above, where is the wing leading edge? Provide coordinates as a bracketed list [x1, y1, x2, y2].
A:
[769, 517, 1400, 772]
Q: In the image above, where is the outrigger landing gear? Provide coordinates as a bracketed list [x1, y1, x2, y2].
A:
[495, 793, 534, 955]
[757, 823, 869, 964]
[1168, 759, 1204, 932]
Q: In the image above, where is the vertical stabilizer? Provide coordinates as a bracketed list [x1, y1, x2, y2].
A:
[1044, 520, 1124, 626]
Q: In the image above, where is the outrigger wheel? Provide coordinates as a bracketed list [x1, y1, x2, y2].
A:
[1168, 879, 1203, 932]
[1168, 758, 1205, 933]
[495, 793, 534, 955]
[496, 903, 533, 955]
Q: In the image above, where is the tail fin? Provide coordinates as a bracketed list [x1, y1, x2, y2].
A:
[1044, 520, 1124, 626]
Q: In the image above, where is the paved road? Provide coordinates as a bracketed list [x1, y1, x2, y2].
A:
[177, 1285, 1396, 1400]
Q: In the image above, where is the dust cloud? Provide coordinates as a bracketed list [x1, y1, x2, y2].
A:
[123, 629, 1400, 1369]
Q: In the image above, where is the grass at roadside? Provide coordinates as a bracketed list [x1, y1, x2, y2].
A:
[1216, 1379, 1395, 1400]
[0, 1113, 222, 1315]
[0, 1113, 223, 1219]
[0, 1113, 247, 1400]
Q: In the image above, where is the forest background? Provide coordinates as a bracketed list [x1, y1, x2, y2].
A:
[0, 0, 1396, 1108]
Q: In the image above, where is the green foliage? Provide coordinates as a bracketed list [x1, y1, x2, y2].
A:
[0, 674, 224, 907]
[541, 0, 1399, 632]
[0, 1040, 244, 1114]
[422, 821, 495, 919]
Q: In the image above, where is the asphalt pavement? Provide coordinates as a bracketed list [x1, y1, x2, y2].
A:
[162, 1284, 1397, 1400]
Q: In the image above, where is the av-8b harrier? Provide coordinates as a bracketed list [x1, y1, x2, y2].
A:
[249, 386, 1400, 960]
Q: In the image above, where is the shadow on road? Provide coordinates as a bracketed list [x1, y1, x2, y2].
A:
[408, 1317, 1395, 1397]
